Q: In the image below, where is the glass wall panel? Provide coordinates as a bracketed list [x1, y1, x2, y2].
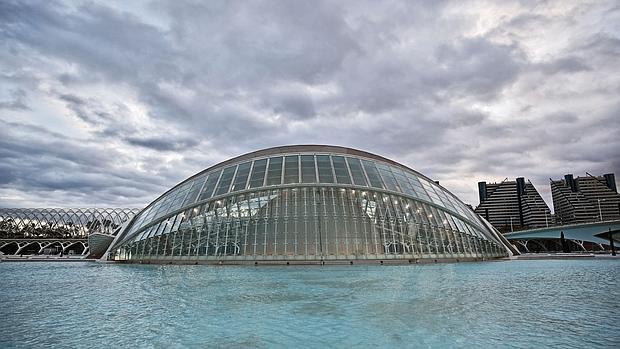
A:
[154, 198, 172, 219]
[166, 183, 191, 214]
[451, 198, 470, 218]
[362, 160, 384, 189]
[283, 155, 300, 184]
[421, 180, 444, 206]
[136, 224, 155, 242]
[268, 189, 282, 256]
[198, 170, 222, 201]
[392, 167, 417, 198]
[435, 190, 456, 211]
[231, 161, 251, 192]
[249, 159, 267, 188]
[324, 188, 343, 256]
[346, 157, 368, 186]
[377, 164, 401, 193]
[306, 187, 319, 256]
[291, 188, 300, 256]
[405, 174, 430, 200]
[182, 175, 207, 207]
[266, 157, 283, 186]
[300, 155, 317, 183]
[214, 165, 237, 196]
[316, 155, 334, 183]
[332, 156, 352, 184]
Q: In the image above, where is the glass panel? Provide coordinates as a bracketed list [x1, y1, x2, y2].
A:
[362, 160, 384, 189]
[198, 169, 222, 201]
[421, 180, 443, 206]
[332, 156, 352, 184]
[249, 159, 267, 188]
[167, 193, 187, 214]
[161, 216, 175, 236]
[392, 167, 417, 197]
[214, 165, 237, 196]
[316, 155, 334, 183]
[346, 157, 368, 186]
[447, 195, 465, 214]
[136, 225, 155, 242]
[182, 175, 207, 207]
[436, 189, 457, 211]
[171, 211, 185, 233]
[377, 164, 400, 192]
[231, 161, 251, 192]
[407, 174, 431, 201]
[266, 157, 283, 186]
[283, 155, 300, 184]
[301, 155, 317, 183]
[446, 213, 458, 231]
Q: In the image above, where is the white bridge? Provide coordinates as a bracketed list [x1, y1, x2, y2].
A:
[504, 219, 619, 253]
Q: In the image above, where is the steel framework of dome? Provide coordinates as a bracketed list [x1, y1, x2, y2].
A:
[109, 145, 512, 264]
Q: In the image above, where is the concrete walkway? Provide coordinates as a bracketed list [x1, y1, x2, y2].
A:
[509, 253, 619, 260]
[0, 255, 91, 262]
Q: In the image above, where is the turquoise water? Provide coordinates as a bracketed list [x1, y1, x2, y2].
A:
[1, 260, 618, 348]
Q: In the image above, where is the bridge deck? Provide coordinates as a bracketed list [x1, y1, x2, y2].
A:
[503, 220, 620, 246]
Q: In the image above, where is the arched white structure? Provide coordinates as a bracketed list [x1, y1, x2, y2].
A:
[110, 145, 512, 264]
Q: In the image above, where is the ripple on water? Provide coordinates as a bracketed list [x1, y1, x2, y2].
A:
[0, 260, 618, 348]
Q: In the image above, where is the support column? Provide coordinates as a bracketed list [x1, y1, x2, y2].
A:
[610, 228, 616, 256]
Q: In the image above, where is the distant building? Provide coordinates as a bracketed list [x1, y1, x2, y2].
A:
[550, 173, 620, 225]
[475, 178, 552, 233]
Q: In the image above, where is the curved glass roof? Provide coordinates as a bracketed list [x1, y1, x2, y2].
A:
[119, 145, 493, 244]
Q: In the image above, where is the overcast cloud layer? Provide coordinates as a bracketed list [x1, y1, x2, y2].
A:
[1, 0, 618, 210]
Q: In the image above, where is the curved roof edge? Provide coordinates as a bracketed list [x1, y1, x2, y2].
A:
[147, 144, 435, 208]
[201, 145, 418, 175]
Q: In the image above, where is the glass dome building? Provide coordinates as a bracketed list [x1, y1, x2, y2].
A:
[109, 145, 512, 264]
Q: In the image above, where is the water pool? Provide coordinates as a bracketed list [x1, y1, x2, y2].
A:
[1, 259, 618, 348]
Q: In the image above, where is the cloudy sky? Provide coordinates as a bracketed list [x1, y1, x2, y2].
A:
[1, 0, 618, 210]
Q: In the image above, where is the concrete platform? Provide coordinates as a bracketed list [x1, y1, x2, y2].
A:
[510, 253, 619, 260]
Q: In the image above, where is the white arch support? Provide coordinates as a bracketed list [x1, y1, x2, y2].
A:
[570, 239, 587, 252]
[62, 241, 88, 255]
[15, 241, 42, 255]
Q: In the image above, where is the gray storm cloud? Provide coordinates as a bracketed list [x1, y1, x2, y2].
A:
[0, 0, 618, 209]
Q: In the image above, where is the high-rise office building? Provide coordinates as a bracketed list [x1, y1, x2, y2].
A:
[550, 173, 620, 225]
[475, 178, 552, 233]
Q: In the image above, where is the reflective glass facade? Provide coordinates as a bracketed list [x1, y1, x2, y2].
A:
[111, 146, 508, 263]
